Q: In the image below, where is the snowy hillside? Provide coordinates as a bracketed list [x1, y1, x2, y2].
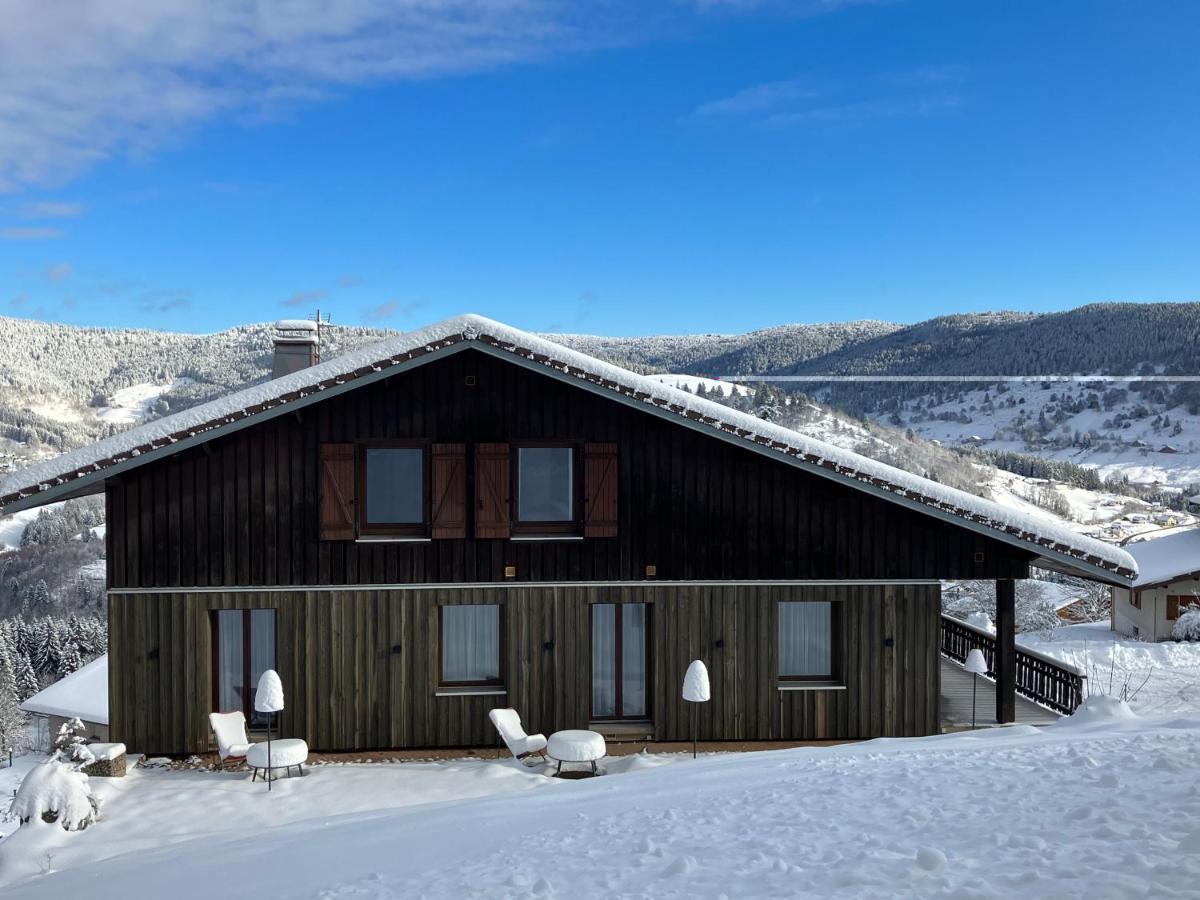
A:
[3, 702, 1199, 898]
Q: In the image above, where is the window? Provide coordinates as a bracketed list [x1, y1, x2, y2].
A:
[361, 445, 426, 533]
[212, 609, 276, 727]
[1167, 595, 1191, 620]
[1130, 591, 1142, 610]
[516, 445, 575, 531]
[440, 605, 503, 686]
[778, 601, 839, 682]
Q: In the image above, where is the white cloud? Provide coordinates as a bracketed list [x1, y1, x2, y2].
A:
[47, 261, 73, 282]
[21, 201, 86, 218]
[1, 226, 65, 240]
[0, 0, 598, 190]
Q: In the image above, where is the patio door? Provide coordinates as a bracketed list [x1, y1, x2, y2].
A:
[590, 603, 651, 721]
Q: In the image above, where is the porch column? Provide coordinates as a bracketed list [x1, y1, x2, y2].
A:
[995, 579, 1016, 724]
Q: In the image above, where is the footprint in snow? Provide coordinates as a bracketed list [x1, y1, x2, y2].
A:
[916, 847, 947, 872]
[664, 856, 697, 877]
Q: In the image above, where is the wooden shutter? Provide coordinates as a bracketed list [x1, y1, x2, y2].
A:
[1167, 595, 1182, 620]
[583, 442, 618, 538]
[431, 443, 467, 539]
[319, 443, 357, 540]
[475, 443, 511, 539]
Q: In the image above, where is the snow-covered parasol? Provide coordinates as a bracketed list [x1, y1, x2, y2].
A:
[682, 660, 710, 759]
[255, 669, 284, 790]
[964, 649, 988, 729]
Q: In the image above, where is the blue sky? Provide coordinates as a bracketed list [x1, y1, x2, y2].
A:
[0, 1, 1197, 336]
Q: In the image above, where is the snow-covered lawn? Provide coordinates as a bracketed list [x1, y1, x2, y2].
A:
[1020, 622, 1200, 716]
[5, 704, 1200, 898]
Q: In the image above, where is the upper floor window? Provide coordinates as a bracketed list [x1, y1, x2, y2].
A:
[361, 444, 426, 534]
[515, 445, 576, 532]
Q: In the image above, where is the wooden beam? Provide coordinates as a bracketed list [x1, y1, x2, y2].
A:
[995, 578, 1016, 724]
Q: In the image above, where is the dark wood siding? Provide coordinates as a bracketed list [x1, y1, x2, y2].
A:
[108, 583, 940, 754]
[104, 349, 1032, 588]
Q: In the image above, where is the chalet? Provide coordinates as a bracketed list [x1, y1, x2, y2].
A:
[1113, 526, 1200, 640]
[0, 315, 1137, 754]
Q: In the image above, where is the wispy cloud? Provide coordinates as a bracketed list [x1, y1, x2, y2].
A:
[9, 292, 32, 309]
[21, 201, 85, 219]
[362, 298, 427, 323]
[1, 226, 65, 240]
[691, 64, 966, 127]
[281, 287, 329, 308]
[335, 275, 366, 289]
[0, 1, 616, 190]
[47, 262, 73, 282]
[138, 288, 192, 313]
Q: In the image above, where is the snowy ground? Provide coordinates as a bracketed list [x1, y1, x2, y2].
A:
[1020, 622, 1200, 716]
[4, 705, 1200, 898]
[95, 378, 193, 426]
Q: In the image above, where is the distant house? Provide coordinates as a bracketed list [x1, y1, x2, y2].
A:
[1113, 528, 1200, 641]
[20, 654, 109, 744]
[0, 316, 1137, 754]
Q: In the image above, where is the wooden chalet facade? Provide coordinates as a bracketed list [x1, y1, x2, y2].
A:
[0, 316, 1137, 755]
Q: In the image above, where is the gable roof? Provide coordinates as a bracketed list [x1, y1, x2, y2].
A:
[1124, 527, 1200, 588]
[0, 314, 1136, 583]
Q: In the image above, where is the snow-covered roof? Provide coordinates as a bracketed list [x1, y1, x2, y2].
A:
[0, 314, 1136, 581]
[275, 319, 319, 332]
[20, 654, 108, 724]
[1124, 527, 1200, 588]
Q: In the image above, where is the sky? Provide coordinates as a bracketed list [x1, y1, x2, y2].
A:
[0, 0, 1197, 337]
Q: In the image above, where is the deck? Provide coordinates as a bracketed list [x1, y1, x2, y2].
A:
[939, 656, 1061, 728]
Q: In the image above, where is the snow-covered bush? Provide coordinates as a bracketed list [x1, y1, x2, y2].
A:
[965, 611, 995, 634]
[53, 717, 95, 769]
[9, 759, 99, 830]
[1172, 606, 1200, 642]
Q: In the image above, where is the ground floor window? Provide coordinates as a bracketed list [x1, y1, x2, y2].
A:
[440, 605, 503, 686]
[591, 602, 651, 720]
[212, 608, 276, 727]
[778, 600, 840, 682]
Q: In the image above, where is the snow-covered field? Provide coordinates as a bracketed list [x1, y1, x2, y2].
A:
[4, 704, 1200, 898]
[1020, 622, 1200, 717]
[95, 379, 192, 426]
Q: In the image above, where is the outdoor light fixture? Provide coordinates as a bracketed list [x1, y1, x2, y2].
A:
[255, 669, 285, 791]
[964, 649, 988, 730]
[682, 660, 711, 760]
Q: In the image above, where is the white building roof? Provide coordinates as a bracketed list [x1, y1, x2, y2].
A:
[0, 314, 1136, 581]
[20, 654, 109, 725]
[1125, 527, 1200, 588]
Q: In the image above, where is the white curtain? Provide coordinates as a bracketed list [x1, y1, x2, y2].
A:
[216, 610, 243, 713]
[592, 604, 617, 716]
[442, 606, 501, 682]
[621, 604, 647, 717]
[248, 609, 276, 725]
[778, 601, 832, 678]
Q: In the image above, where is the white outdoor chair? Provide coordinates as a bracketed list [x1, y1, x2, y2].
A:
[209, 710, 254, 770]
[488, 708, 548, 765]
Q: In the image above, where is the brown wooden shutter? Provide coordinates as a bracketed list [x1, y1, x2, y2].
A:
[583, 442, 618, 538]
[319, 443, 357, 540]
[1167, 595, 1182, 620]
[475, 443, 511, 539]
[431, 443, 467, 539]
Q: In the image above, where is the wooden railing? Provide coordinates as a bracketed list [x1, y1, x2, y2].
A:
[940, 614, 1086, 716]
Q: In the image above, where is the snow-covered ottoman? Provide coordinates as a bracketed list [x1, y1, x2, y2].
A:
[546, 729, 606, 777]
[83, 742, 127, 778]
[246, 738, 308, 782]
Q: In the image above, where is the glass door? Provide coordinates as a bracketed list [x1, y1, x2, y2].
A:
[591, 603, 651, 720]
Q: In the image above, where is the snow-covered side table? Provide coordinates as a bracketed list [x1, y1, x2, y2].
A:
[546, 729, 607, 777]
[246, 738, 308, 782]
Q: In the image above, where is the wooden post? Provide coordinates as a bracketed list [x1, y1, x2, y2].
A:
[995, 579, 1016, 724]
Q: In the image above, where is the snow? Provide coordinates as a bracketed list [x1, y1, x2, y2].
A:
[545, 729, 606, 762]
[4, 714, 1200, 897]
[0, 314, 1136, 578]
[85, 743, 125, 763]
[1122, 525, 1200, 587]
[1018, 623, 1200, 716]
[247, 738, 307, 768]
[682, 660, 711, 702]
[95, 378, 193, 426]
[275, 319, 319, 332]
[0, 505, 49, 551]
[644, 373, 752, 398]
[254, 669, 284, 713]
[9, 759, 97, 831]
[19, 655, 108, 725]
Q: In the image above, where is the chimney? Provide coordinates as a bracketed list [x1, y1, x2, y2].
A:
[272, 319, 319, 379]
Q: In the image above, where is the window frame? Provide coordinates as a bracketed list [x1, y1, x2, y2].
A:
[357, 441, 431, 536]
[210, 608, 278, 727]
[438, 604, 506, 688]
[588, 601, 654, 722]
[511, 442, 581, 535]
[776, 600, 842, 684]
[1130, 591, 1142, 610]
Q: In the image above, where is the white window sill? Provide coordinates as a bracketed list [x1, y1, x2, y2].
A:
[777, 682, 846, 692]
[510, 535, 584, 542]
[356, 536, 432, 544]
[435, 687, 508, 697]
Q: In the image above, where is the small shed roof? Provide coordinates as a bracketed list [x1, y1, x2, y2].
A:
[1125, 527, 1200, 588]
[20, 654, 109, 725]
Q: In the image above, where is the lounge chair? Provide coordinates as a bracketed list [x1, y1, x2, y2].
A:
[488, 708, 548, 765]
[209, 710, 253, 770]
